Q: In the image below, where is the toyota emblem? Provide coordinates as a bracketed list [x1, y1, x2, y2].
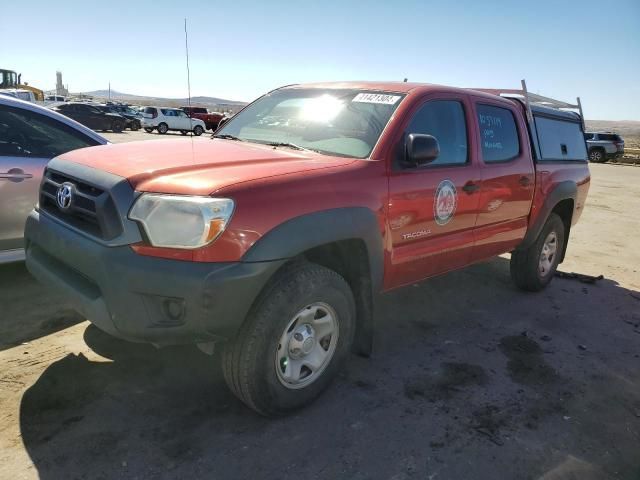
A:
[56, 183, 74, 210]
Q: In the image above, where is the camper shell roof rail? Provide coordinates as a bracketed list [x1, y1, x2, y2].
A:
[472, 79, 585, 131]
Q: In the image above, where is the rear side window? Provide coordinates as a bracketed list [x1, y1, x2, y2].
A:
[144, 107, 157, 115]
[476, 105, 520, 163]
[0, 104, 100, 158]
[584, 133, 594, 140]
[534, 116, 587, 161]
[405, 100, 468, 166]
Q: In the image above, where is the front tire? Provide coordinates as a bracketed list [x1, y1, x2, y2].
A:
[130, 121, 141, 131]
[157, 123, 169, 134]
[510, 213, 565, 292]
[193, 125, 204, 136]
[222, 262, 355, 416]
[111, 120, 124, 133]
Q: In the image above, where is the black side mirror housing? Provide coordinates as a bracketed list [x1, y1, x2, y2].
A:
[406, 133, 439, 166]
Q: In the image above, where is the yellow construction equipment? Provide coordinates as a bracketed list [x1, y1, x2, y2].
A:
[0, 68, 45, 101]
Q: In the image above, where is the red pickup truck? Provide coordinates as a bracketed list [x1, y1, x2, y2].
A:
[181, 106, 224, 131]
[25, 81, 590, 415]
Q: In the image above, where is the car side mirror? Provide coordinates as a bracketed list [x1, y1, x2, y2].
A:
[406, 133, 439, 166]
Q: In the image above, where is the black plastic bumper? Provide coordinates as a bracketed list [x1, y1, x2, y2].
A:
[24, 210, 284, 345]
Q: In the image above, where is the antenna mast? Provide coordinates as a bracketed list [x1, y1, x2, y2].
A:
[184, 18, 193, 131]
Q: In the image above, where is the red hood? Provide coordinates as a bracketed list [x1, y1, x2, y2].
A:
[59, 138, 355, 195]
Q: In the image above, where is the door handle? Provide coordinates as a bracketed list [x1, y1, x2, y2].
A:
[518, 176, 532, 187]
[462, 181, 480, 194]
[0, 169, 33, 183]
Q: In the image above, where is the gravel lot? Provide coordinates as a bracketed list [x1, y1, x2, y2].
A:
[0, 137, 639, 479]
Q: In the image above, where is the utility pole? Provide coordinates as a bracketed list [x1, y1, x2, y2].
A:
[108, 81, 111, 101]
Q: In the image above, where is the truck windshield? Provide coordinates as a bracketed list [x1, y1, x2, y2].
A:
[216, 88, 405, 158]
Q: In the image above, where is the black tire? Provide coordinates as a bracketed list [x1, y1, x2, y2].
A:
[589, 148, 606, 163]
[222, 262, 355, 416]
[157, 123, 168, 134]
[144, 127, 154, 133]
[193, 125, 204, 136]
[111, 120, 124, 133]
[510, 213, 565, 292]
[130, 121, 141, 131]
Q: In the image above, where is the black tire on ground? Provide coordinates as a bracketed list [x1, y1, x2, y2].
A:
[157, 123, 168, 134]
[144, 127, 154, 133]
[589, 148, 607, 163]
[222, 262, 356, 416]
[510, 213, 565, 292]
[130, 121, 141, 131]
[111, 121, 124, 133]
[193, 125, 204, 136]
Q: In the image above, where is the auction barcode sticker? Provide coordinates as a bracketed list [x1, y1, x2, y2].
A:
[352, 93, 401, 105]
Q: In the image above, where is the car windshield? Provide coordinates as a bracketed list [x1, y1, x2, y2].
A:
[216, 88, 405, 158]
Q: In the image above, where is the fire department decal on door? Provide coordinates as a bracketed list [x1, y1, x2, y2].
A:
[434, 179, 457, 225]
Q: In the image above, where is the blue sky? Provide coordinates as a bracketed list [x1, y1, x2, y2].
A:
[1, 0, 638, 120]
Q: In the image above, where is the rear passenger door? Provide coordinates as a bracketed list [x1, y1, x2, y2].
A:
[470, 98, 535, 260]
[386, 94, 481, 288]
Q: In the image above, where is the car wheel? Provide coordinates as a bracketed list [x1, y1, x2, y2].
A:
[111, 120, 124, 133]
[157, 123, 169, 134]
[144, 127, 154, 133]
[589, 148, 606, 163]
[130, 121, 141, 131]
[193, 125, 204, 136]
[222, 262, 355, 416]
[510, 213, 565, 292]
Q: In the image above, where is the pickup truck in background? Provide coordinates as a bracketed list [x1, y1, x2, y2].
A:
[181, 106, 224, 131]
[24, 81, 590, 416]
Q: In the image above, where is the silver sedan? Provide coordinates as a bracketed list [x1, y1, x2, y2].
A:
[0, 96, 107, 263]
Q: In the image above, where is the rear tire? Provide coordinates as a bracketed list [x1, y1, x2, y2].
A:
[193, 125, 204, 136]
[144, 127, 154, 133]
[157, 123, 168, 134]
[510, 213, 565, 292]
[589, 148, 606, 163]
[130, 121, 140, 131]
[111, 120, 124, 133]
[222, 262, 355, 416]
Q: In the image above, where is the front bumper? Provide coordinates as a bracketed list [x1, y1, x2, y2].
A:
[25, 210, 284, 345]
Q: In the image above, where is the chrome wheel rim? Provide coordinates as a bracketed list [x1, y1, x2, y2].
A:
[539, 231, 558, 277]
[275, 302, 339, 390]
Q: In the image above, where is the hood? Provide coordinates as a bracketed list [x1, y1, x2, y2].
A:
[58, 138, 356, 195]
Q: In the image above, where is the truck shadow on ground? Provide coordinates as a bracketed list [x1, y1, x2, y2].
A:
[17, 257, 640, 479]
[0, 262, 83, 351]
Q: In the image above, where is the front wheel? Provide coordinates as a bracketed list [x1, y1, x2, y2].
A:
[510, 213, 565, 292]
[130, 121, 141, 131]
[111, 120, 124, 133]
[193, 125, 204, 136]
[222, 262, 355, 416]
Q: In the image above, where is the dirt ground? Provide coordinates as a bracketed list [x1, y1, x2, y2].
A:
[0, 154, 639, 479]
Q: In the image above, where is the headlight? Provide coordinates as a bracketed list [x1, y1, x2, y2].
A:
[129, 194, 234, 249]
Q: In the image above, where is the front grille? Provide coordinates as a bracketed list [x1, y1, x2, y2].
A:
[40, 169, 123, 240]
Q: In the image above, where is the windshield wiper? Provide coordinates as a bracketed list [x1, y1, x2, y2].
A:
[265, 141, 312, 152]
[212, 133, 243, 141]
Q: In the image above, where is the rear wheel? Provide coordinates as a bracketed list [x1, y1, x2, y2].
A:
[144, 127, 154, 133]
[130, 121, 140, 131]
[111, 120, 124, 133]
[193, 125, 204, 136]
[510, 213, 565, 292]
[222, 262, 355, 416]
[589, 148, 606, 163]
[157, 123, 168, 134]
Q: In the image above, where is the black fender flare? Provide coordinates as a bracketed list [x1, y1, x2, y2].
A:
[242, 207, 384, 356]
[518, 181, 577, 254]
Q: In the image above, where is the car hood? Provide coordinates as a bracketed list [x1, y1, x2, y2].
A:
[58, 138, 356, 195]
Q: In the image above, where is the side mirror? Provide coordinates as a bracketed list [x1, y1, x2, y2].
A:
[406, 133, 439, 166]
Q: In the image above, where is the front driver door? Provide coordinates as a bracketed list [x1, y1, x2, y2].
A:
[386, 95, 481, 289]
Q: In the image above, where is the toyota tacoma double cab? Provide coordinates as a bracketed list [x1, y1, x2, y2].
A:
[25, 81, 590, 415]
